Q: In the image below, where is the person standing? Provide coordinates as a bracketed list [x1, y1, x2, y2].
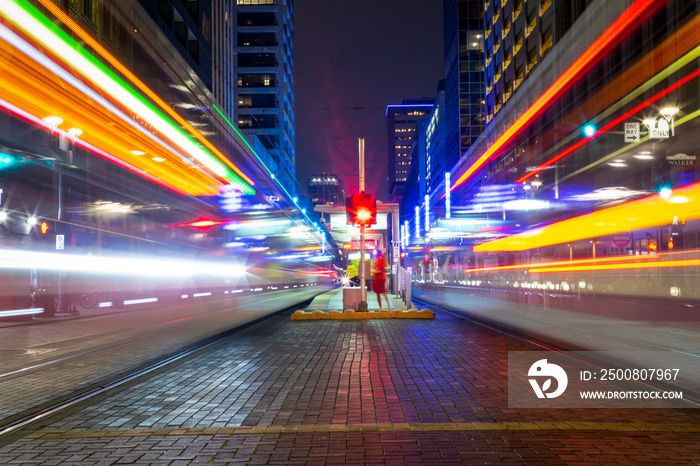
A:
[372, 250, 391, 310]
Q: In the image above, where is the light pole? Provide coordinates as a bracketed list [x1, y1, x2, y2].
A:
[357, 138, 368, 311]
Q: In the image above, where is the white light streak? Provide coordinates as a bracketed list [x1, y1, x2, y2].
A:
[424, 194, 430, 233]
[415, 206, 420, 238]
[0, 250, 246, 278]
[123, 297, 158, 305]
[0, 308, 44, 317]
[445, 172, 451, 219]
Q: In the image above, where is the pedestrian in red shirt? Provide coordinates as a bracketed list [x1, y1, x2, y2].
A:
[372, 250, 391, 310]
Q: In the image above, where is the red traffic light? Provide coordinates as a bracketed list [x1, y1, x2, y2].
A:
[40, 221, 49, 234]
[346, 193, 377, 227]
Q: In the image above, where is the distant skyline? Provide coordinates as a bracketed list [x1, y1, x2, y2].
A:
[295, 0, 444, 202]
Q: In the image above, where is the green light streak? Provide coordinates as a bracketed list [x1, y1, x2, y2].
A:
[213, 104, 322, 239]
[11, 0, 253, 194]
[214, 106, 304, 204]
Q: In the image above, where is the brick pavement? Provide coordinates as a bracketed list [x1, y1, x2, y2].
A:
[0, 291, 699, 464]
[0, 287, 326, 424]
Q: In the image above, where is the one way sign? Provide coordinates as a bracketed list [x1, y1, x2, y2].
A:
[624, 122, 640, 143]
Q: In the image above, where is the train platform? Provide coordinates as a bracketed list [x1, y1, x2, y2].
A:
[0, 289, 699, 464]
[291, 287, 435, 320]
[301, 286, 410, 312]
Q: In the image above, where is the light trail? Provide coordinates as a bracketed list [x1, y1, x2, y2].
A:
[511, 16, 700, 183]
[35, 0, 255, 189]
[0, 20, 221, 194]
[461, 248, 700, 274]
[474, 180, 700, 252]
[0, 0, 254, 194]
[529, 258, 700, 274]
[0, 249, 247, 278]
[517, 68, 700, 182]
[449, 0, 656, 192]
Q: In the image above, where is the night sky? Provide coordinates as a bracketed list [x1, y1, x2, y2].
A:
[295, 0, 444, 202]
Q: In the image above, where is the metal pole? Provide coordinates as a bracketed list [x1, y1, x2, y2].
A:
[359, 225, 367, 309]
[359, 138, 365, 192]
[358, 138, 368, 311]
[57, 169, 64, 313]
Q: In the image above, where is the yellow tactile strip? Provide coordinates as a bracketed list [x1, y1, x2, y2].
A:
[292, 310, 435, 320]
[26, 422, 700, 439]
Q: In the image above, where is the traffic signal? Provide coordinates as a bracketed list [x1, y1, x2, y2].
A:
[658, 180, 672, 199]
[346, 193, 376, 227]
[0, 153, 15, 169]
[582, 123, 596, 137]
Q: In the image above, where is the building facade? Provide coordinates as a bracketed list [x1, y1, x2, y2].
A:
[483, 0, 592, 125]
[137, 0, 213, 89]
[386, 100, 433, 202]
[216, 0, 295, 185]
[426, 82, 446, 197]
[443, 0, 485, 169]
[307, 174, 343, 206]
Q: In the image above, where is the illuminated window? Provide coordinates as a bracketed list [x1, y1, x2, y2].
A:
[238, 74, 276, 87]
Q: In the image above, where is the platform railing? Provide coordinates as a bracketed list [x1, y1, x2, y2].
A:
[397, 266, 412, 307]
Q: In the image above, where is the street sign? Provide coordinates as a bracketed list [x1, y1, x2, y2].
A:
[624, 123, 640, 143]
[56, 234, 64, 250]
[611, 232, 631, 248]
[646, 116, 671, 139]
[666, 153, 696, 166]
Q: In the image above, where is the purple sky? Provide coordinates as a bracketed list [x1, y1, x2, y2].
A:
[295, 0, 444, 202]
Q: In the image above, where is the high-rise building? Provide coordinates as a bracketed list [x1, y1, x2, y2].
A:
[483, 0, 592, 124]
[400, 84, 447, 240]
[386, 99, 433, 201]
[443, 0, 485, 168]
[425, 82, 446, 197]
[215, 0, 295, 184]
[307, 174, 343, 206]
[137, 0, 213, 89]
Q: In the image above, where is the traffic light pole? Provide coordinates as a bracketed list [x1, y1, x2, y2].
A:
[357, 138, 368, 311]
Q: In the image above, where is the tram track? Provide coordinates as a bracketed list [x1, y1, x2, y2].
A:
[0, 289, 323, 443]
[0, 289, 304, 380]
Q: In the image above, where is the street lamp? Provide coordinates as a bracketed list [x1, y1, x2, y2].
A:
[42, 116, 63, 133]
[67, 127, 83, 143]
[58, 126, 82, 314]
[660, 107, 679, 118]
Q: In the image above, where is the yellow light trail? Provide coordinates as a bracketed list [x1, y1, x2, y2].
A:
[474, 181, 700, 252]
[463, 249, 700, 274]
[528, 259, 700, 274]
